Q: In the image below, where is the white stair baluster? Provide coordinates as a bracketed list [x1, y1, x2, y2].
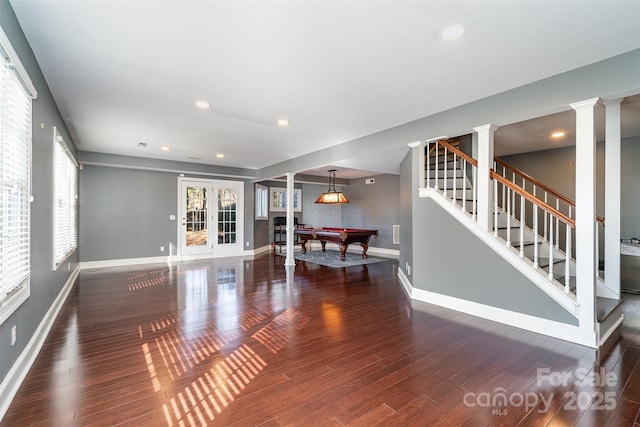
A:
[565, 223, 571, 294]
[426, 142, 431, 189]
[519, 194, 525, 258]
[533, 205, 539, 268]
[543, 192, 548, 241]
[506, 187, 511, 248]
[434, 142, 439, 191]
[494, 179, 498, 237]
[443, 146, 448, 198]
[452, 154, 457, 205]
[472, 167, 477, 220]
[555, 199, 560, 248]
[461, 159, 467, 212]
[548, 216, 554, 281]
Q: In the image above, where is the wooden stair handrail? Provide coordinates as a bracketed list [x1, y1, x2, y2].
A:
[437, 139, 478, 167]
[494, 158, 604, 225]
[490, 170, 575, 227]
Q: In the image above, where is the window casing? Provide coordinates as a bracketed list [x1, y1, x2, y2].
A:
[0, 27, 37, 324]
[255, 183, 268, 220]
[53, 127, 77, 269]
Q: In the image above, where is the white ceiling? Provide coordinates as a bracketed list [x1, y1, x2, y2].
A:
[10, 1, 640, 179]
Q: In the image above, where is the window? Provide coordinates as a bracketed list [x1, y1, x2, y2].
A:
[53, 127, 77, 269]
[0, 27, 37, 324]
[255, 183, 268, 220]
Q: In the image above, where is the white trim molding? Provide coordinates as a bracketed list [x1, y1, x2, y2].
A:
[412, 287, 597, 348]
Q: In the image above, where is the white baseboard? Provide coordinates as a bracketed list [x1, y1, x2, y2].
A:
[412, 287, 597, 348]
[397, 268, 412, 297]
[80, 248, 267, 270]
[0, 265, 80, 421]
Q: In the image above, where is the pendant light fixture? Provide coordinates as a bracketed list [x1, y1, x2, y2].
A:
[315, 169, 350, 204]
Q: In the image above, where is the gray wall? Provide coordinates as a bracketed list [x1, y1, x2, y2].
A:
[0, 1, 79, 385]
[399, 150, 414, 278]
[80, 166, 179, 261]
[413, 198, 578, 325]
[341, 174, 400, 250]
[79, 160, 257, 261]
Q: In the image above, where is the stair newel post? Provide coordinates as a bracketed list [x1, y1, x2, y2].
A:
[472, 167, 477, 220]
[473, 124, 498, 232]
[604, 98, 623, 299]
[425, 141, 430, 189]
[571, 98, 599, 341]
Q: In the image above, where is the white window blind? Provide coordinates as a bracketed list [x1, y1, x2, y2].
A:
[0, 27, 35, 322]
[53, 128, 77, 268]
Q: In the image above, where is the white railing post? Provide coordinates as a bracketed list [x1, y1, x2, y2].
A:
[604, 98, 623, 299]
[571, 97, 599, 339]
[285, 172, 296, 267]
[474, 124, 498, 232]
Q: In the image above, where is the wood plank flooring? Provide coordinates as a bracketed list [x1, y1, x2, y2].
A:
[2, 252, 640, 426]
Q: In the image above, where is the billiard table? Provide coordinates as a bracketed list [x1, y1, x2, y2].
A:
[295, 227, 378, 261]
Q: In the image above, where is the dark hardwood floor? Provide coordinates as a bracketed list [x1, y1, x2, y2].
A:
[3, 252, 640, 426]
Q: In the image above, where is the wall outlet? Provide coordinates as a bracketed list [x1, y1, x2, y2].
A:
[11, 325, 16, 346]
[246, 241, 250, 247]
[67, 262, 71, 271]
[169, 215, 176, 220]
[160, 246, 165, 252]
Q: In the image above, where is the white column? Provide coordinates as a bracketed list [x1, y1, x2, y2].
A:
[604, 99, 623, 299]
[473, 124, 498, 231]
[571, 98, 599, 335]
[407, 140, 426, 189]
[285, 172, 296, 266]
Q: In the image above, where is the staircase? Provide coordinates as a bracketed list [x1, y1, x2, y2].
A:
[419, 138, 622, 348]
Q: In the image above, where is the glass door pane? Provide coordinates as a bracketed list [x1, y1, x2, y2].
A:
[181, 183, 210, 254]
[217, 187, 237, 245]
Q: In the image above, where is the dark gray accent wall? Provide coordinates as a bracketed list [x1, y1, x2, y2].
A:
[413, 197, 578, 325]
[341, 174, 399, 250]
[79, 165, 256, 261]
[0, 1, 79, 385]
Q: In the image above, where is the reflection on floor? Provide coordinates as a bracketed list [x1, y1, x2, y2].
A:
[2, 253, 640, 426]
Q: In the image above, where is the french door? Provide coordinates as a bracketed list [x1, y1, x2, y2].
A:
[179, 178, 244, 256]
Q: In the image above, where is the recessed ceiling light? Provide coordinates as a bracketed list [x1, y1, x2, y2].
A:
[277, 119, 290, 127]
[195, 100, 210, 109]
[161, 146, 170, 151]
[551, 131, 566, 138]
[441, 24, 466, 41]
[216, 153, 224, 158]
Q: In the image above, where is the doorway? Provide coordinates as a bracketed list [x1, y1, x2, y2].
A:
[178, 178, 244, 256]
